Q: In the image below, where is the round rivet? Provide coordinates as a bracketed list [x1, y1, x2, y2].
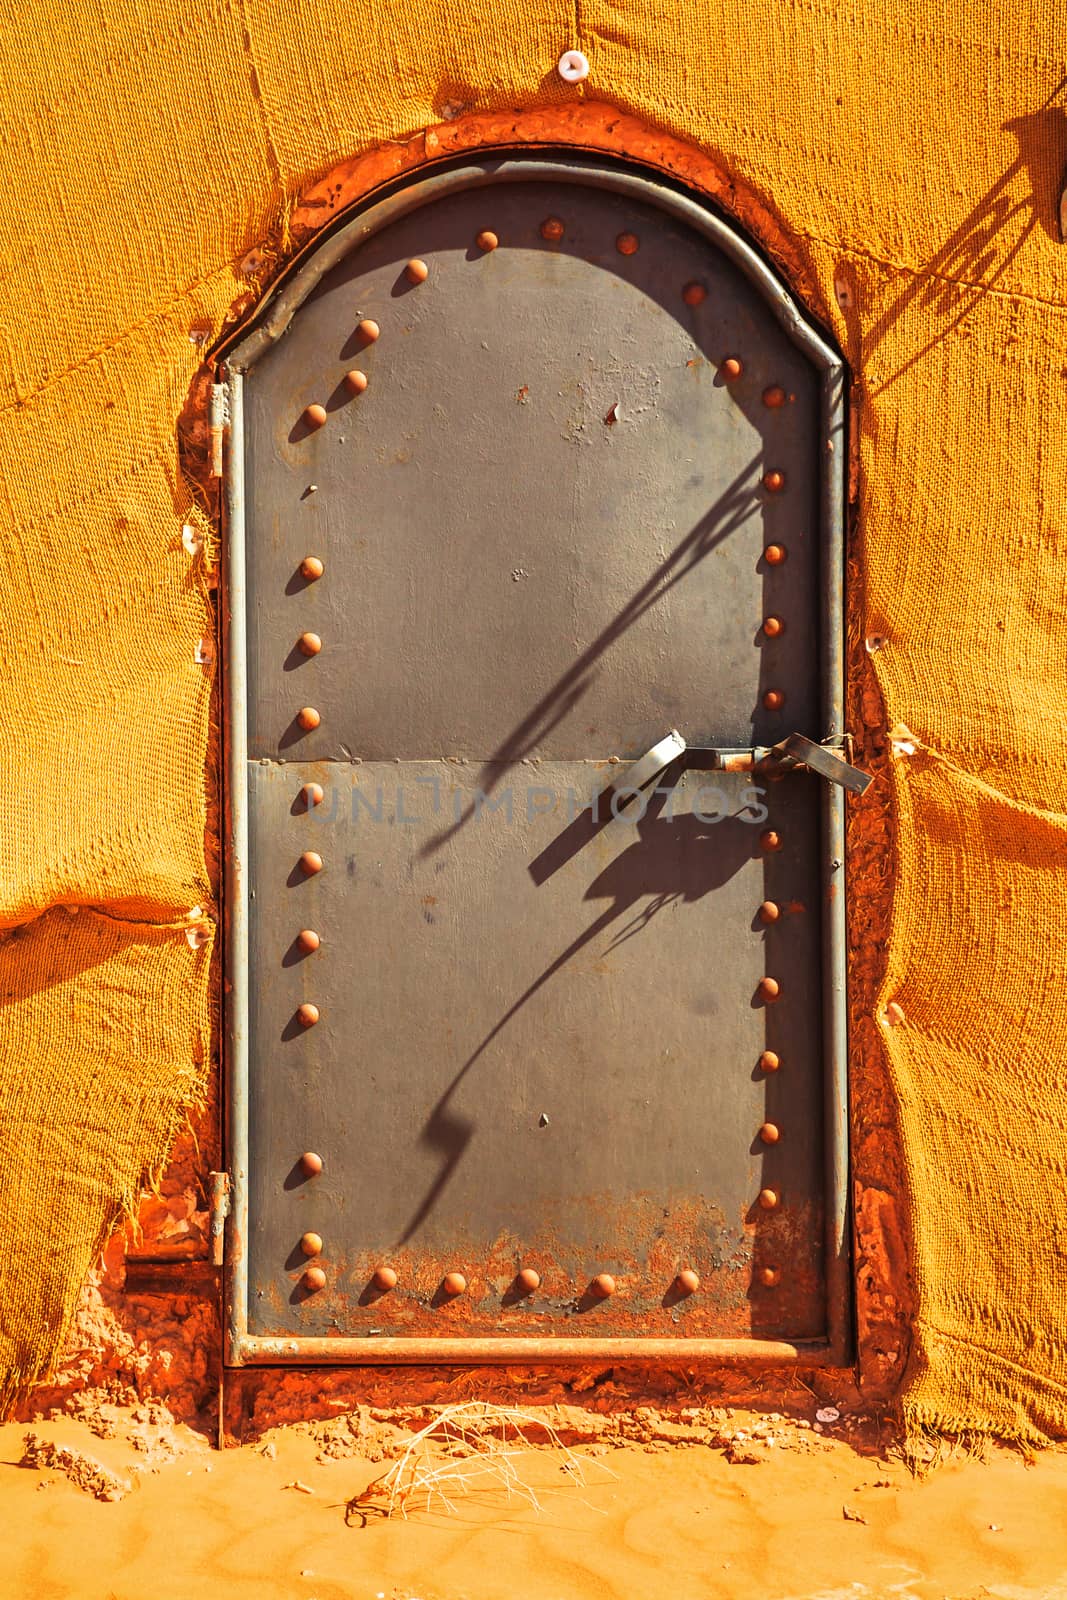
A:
[675, 1268, 700, 1295]
[344, 369, 368, 394]
[405, 258, 429, 284]
[758, 901, 780, 924]
[356, 319, 380, 343]
[296, 1002, 320, 1027]
[557, 48, 590, 83]
[760, 829, 782, 852]
[758, 1266, 781, 1287]
[540, 216, 565, 242]
[759, 1122, 781, 1145]
[373, 1265, 398, 1291]
[298, 631, 322, 657]
[300, 555, 324, 581]
[763, 689, 785, 711]
[763, 470, 786, 493]
[297, 928, 321, 953]
[297, 706, 321, 731]
[758, 977, 781, 1002]
[758, 1187, 780, 1211]
[516, 1267, 541, 1293]
[303, 1265, 327, 1291]
[476, 229, 499, 252]
[591, 1273, 616, 1298]
[759, 1050, 781, 1073]
[301, 782, 324, 808]
[300, 1151, 323, 1176]
[302, 404, 327, 430]
[720, 357, 743, 380]
[763, 385, 787, 408]
[299, 850, 323, 876]
[762, 616, 785, 638]
[616, 231, 639, 256]
[442, 1271, 467, 1297]
[764, 543, 787, 566]
[300, 1231, 323, 1257]
[682, 281, 707, 306]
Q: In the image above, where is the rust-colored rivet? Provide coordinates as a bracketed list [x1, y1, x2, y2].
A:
[356, 318, 380, 343]
[763, 689, 785, 711]
[675, 1268, 700, 1295]
[302, 403, 327, 430]
[758, 1187, 780, 1211]
[297, 928, 321, 953]
[296, 1002, 320, 1028]
[759, 1050, 781, 1073]
[405, 258, 429, 284]
[616, 231, 640, 255]
[302, 1265, 327, 1291]
[721, 357, 743, 380]
[758, 901, 780, 924]
[297, 705, 321, 731]
[760, 829, 782, 852]
[758, 1265, 782, 1287]
[300, 1150, 323, 1176]
[299, 850, 323, 876]
[476, 229, 499, 251]
[540, 216, 565, 241]
[300, 555, 324, 581]
[762, 616, 785, 638]
[344, 369, 368, 394]
[300, 1231, 323, 1257]
[763, 469, 786, 493]
[763, 385, 787, 408]
[764, 543, 787, 566]
[442, 1271, 467, 1297]
[759, 1122, 781, 1145]
[373, 1265, 398, 1291]
[591, 1273, 616, 1298]
[682, 281, 707, 306]
[758, 976, 781, 1002]
[516, 1267, 541, 1293]
[301, 782, 324, 809]
[298, 631, 322, 657]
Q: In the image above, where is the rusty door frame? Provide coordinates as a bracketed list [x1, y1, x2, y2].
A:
[220, 152, 851, 1368]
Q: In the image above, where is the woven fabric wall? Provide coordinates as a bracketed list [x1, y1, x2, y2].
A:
[1, 0, 1065, 1438]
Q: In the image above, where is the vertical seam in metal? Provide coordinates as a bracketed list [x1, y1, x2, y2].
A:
[224, 369, 250, 1363]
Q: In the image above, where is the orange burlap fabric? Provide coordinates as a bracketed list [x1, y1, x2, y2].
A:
[2, 0, 1066, 1438]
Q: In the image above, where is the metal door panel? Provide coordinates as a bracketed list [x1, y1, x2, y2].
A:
[243, 180, 821, 763]
[223, 156, 850, 1365]
[246, 761, 825, 1340]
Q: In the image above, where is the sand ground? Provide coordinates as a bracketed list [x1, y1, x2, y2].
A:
[3, 1402, 1067, 1600]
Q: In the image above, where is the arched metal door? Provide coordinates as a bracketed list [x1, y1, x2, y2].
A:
[220, 156, 856, 1365]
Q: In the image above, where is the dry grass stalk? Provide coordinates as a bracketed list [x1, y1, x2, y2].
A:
[346, 1400, 612, 1523]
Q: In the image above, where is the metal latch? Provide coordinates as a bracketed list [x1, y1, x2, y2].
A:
[605, 728, 873, 805]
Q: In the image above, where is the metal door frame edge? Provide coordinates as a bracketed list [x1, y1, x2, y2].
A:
[221, 153, 851, 1369]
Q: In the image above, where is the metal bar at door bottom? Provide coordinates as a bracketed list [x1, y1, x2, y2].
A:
[231, 1335, 837, 1366]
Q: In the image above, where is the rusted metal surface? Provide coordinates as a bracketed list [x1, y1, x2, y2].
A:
[224, 156, 849, 1363]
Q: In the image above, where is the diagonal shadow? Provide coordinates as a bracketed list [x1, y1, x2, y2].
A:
[397, 793, 755, 1245]
[417, 462, 759, 859]
[861, 87, 1067, 395]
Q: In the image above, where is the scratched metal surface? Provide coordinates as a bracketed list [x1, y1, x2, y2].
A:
[241, 176, 829, 1342]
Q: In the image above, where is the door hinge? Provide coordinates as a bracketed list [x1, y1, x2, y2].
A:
[209, 382, 231, 480]
[208, 1170, 231, 1266]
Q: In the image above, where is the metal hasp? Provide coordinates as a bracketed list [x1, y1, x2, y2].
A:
[221, 154, 851, 1367]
